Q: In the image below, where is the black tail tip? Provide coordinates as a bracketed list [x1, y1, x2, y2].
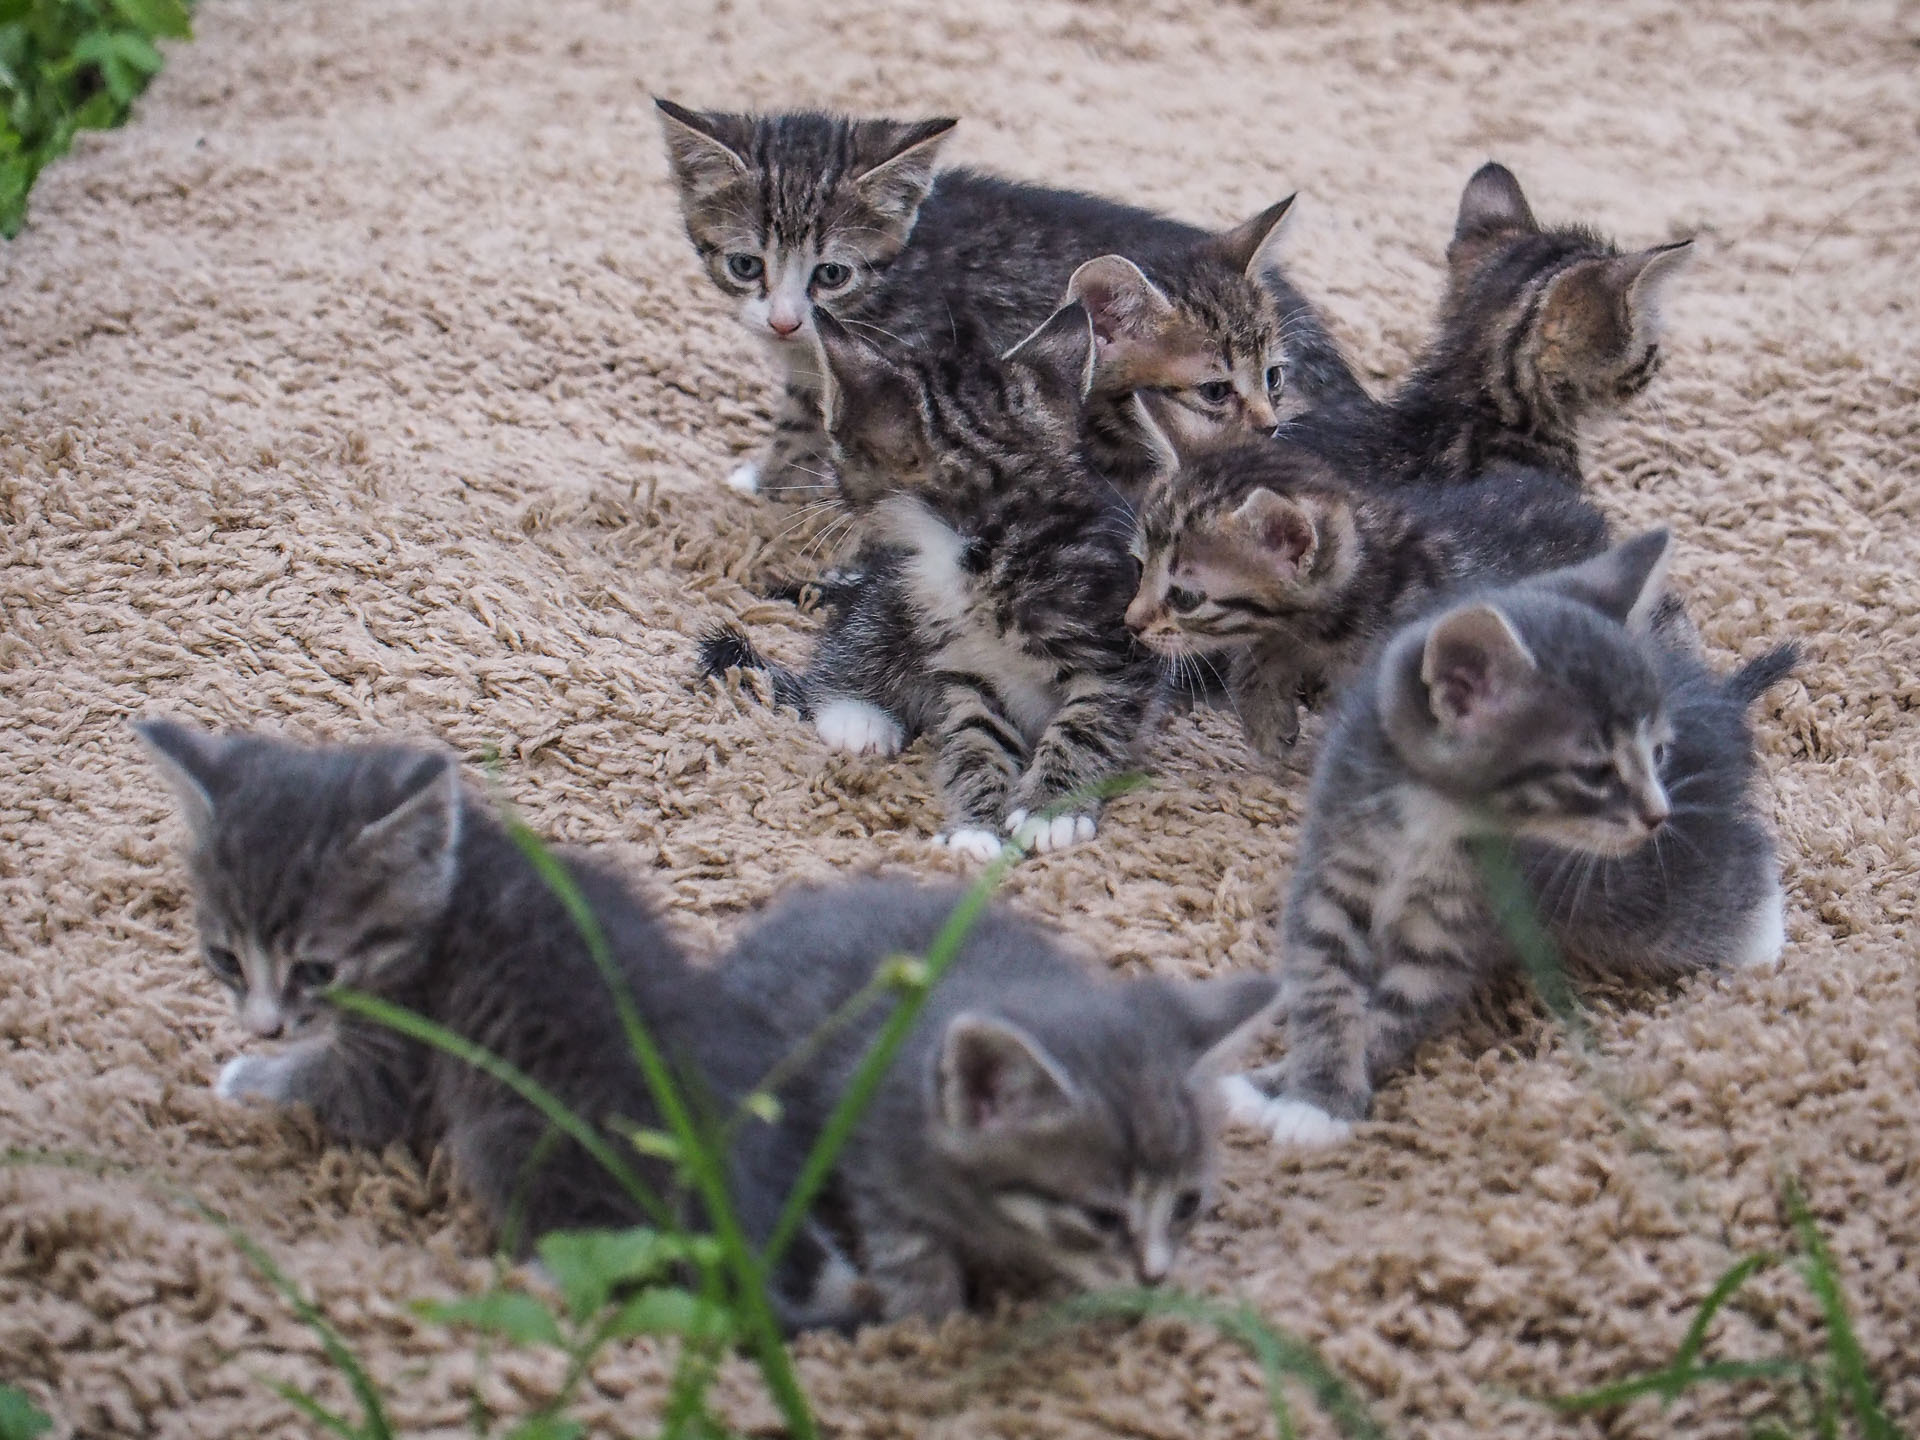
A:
[1727, 642, 1801, 706]
[697, 623, 764, 680]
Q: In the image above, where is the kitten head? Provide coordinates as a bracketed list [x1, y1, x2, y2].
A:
[656, 99, 956, 348]
[137, 721, 463, 1039]
[1070, 196, 1297, 449]
[1439, 162, 1691, 427]
[1376, 530, 1677, 855]
[1124, 439, 1358, 655]
[929, 972, 1276, 1291]
[813, 302, 1094, 502]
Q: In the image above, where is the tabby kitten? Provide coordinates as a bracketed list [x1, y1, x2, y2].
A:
[705, 304, 1157, 860]
[720, 879, 1278, 1326]
[136, 722, 774, 1249]
[1125, 435, 1609, 755]
[1291, 162, 1692, 488]
[657, 100, 1358, 498]
[1218, 533, 1797, 1146]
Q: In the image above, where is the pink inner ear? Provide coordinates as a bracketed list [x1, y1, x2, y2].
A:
[1431, 653, 1496, 726]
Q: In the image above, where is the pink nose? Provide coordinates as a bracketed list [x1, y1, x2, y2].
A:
[769, 315, 802, 337]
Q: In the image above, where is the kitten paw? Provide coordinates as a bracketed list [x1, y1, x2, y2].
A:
[935, 828, 1004, 862]
[216, 1054, 291, 1105]
[1253, 1096, 1354, 1149]
[1729, 879, 1787, 970]
[814, 699, 905, 756]
[1005, 809, 1098, 853]
[725, 461, 763, 496]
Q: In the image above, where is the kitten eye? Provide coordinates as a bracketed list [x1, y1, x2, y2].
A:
[1080, 1205, 1128, 1237]
[1264, 364, 1285, 393]
[290, 961, 338, 992]
[811, 261, 853, 290]
[725, 254, 764, 283]
[1171, 1190, 1203, 1225]
[1193, 380, 1234, 406]
[1573, 763, 1615, 789]
[1166, 586, 1205, 614]
[205, 946, 242, 981]
[1652, 741, 1671, 769]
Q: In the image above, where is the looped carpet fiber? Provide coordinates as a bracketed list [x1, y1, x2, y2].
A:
[1, 1, 1915, 1435]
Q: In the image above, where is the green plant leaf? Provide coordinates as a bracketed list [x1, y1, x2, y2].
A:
[504, 1420, 585, 1440]
[1786, 1181, 1899, 1440]
[417, 1292, 566, 1349]
[536, 1228, 681, 1322]
[253, 1376, 366, 1440]
[0, 1385, 53, 1440]
[605, 1287, 733, 1342]
[108, 0, 192, 38]
[105, 29, 165, 74]
[1674, 1253, 1779, 1372]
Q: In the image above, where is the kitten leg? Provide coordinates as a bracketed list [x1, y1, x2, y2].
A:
[748, 380, 839, 501]
[1229, 644, 1303, 759]
[215, 1028, 412, 1150]
[1004, 671, 1149, 853]
[931, 677, 1028, 861]
[813, 697, 907, 756]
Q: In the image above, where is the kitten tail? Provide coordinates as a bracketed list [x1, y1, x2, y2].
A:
[698, 624, 810, 716]
[1724, 643, 1800, 708]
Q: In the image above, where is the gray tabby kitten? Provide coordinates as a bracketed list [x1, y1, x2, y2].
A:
[656, 100, 1356, 498]
[704, 304, 1156, 860]
[1220, 533, 1797, 1146]
[135, 721, 774, 1250]
[1125, 436, 1609, 756]
[720, 879, 1277, 1325]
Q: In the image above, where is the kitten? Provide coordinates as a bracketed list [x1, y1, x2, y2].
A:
[719, 878, 1278, 1326]
[1291, 162, 1692, 488]
[135, 721, 775, 1252]
[704, 304, 1157, 860]
[656, 100, 1360, 498]
[1124, 435, 1609, 755]
[1217, 533, 1797, 1147]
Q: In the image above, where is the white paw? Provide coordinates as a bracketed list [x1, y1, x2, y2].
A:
[814, 699, 905, 756]
[1005, 809, 1098, 853]
[725, 461, 762, 496]
[1730, 878, 1787, 970]
[1217, 1074, 1275, 1127]
[216, 1054, 289, 1104]
[935, 828, 1004, 863]
[1254, 1096, 1354, 1149]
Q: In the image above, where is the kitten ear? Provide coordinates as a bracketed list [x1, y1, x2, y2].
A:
[654, 98, 751, 197]
[852, 116, 958, 219]
[938, 1013, 1079, 1135]
[1616, 239, 1693, 330]
[1215, 194, 1297, 279]
[345, 754, 463, 914]
[1003, 302, 1097, 401]
[1420, 604, 1539, 731]
[813, 310, 927, 470]
[1171, 974, 1280, 1077]
[1454, 162, 1539, 241]
[1230, 488, 1319, 578]
[135, 717, 230, 844]
[1540, 529, 1672, 632]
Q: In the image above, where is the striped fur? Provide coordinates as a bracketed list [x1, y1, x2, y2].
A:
[1232, 535, 1798, 1136]
[656, 101, 1359, 499]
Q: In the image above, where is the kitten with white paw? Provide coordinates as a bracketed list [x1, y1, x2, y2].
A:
[1227, 533, 1797, 1144]
[136, 721, 785, 1254]
[719, 879, 1277, 1325]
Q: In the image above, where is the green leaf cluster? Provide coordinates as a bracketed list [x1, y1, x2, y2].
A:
[0, 0, 192, 236]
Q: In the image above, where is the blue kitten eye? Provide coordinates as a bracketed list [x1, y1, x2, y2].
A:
[811, 261, 852, 289]
[1082, 1205, 1128, 1236]
[1265, 365, 1285, 392]
[1167, 586, 1205, 614]
[205, 946, 242, 980]
[290, 961, 337, 992]
[1194, 380, 1234, 406]
[725, 254, 764, 283]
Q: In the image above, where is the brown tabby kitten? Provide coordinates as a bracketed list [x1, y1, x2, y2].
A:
[1290, 162, 1692, 488]
[657, 101, 1355, 499]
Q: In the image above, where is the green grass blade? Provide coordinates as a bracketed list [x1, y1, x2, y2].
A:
[1552, 1359, 1809, 1412]
[252, 1375, 366, 1440]
[1673, 1253, 1778, 1371]
[0, 1385, 53, 1440]
[1785, 1181, 1899, 1440]
[1468, 834, 1589, 1045]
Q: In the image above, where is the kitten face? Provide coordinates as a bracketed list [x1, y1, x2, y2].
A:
[137, 722, 462, 1039]
[1125, 442, 1355, 654]
[931, 975, 1274, 1290]
[1444, 163, 1691, 423]
[1379, 532, 1679, 856]
[656, 100, 956, 348]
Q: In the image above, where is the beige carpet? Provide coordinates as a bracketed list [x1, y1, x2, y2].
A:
[3, 0, 1916, 1435]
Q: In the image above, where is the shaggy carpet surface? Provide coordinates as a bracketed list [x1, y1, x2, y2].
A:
[2, 0, 1915, 1435]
